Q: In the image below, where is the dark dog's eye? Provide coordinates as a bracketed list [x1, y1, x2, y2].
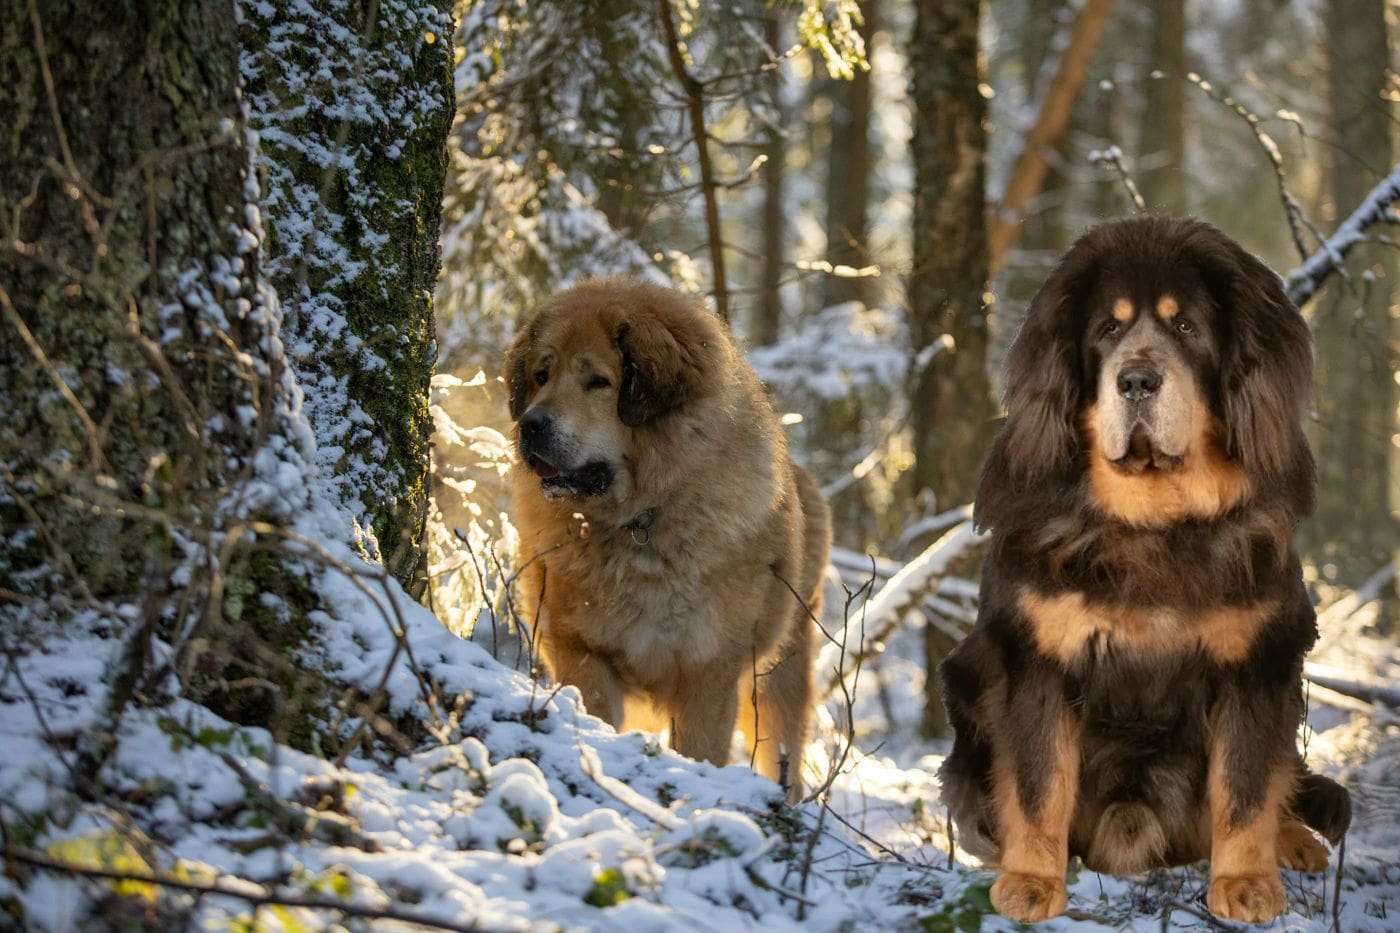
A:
[534, 369, 549, 386]
[584, 375, 611, 391]
[1175, 319, 1194, 335]
[1103, 321, 1121, 337]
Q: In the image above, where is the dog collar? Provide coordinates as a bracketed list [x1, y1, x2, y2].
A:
[624, 507, 657, 546]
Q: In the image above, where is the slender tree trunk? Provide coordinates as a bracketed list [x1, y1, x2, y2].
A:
[752, 10, 786, 347]
[1137, 0, 1186, 214]
[660, 0, 729, 323]
[986, 0, 1114, 274]
[999, 0, 1070, 379]
[1305, 0, 1398, 597]
[822, 0, 877, 309]
[909, 0, 995, 737]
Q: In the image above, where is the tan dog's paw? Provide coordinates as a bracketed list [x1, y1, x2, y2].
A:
[1277, 820, 1330, 872]
[991, 872, 1068, 923]
[1208, 874, 1287, 923]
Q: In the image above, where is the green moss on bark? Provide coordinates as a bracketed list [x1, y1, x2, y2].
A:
[241, 0, 455, 599]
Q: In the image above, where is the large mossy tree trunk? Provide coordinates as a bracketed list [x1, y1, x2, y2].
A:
[0, 0, 453, 749]
[908, 0, 996, 737]
[241, 0, 454, 599]
[0, 0, 328, 737]
[1305, 0, 1398, 597]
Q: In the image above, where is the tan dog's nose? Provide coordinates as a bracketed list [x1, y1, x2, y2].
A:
[519, 407, 553, 439]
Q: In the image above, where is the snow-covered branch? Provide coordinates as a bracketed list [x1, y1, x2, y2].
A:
[817, 519, 983, 699]
[1285, 162, 1400, 307]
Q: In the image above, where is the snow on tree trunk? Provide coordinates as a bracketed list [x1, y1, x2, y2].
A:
[0, 0, 454, 754]
[0, 0, 331, 738]
[240, 0, 454, 599]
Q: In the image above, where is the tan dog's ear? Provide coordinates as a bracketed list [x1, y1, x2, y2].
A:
[616, 315, 706, 427]
[503, 318, 538, 421]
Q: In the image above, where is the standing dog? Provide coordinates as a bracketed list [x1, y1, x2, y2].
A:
[939, 217, 1350, 923]
[506, 279, 830, 801]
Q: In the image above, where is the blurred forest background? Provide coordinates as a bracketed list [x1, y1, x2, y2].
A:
[4, 0, 1400, 927]
[437, 0, 1400, 733]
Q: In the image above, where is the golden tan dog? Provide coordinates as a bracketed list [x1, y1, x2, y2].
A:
[505, 279, 830, 801]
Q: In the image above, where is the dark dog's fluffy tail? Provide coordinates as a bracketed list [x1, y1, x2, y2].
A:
[1293, 771, 1351, 845]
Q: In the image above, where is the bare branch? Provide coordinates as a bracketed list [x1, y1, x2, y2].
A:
[988, 0, 1116, 275]
[1285, 162, 1400, 307]
[658, 0, 729, 323]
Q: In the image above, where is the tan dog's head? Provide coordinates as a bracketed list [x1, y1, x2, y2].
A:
[503, 279, 716, 501]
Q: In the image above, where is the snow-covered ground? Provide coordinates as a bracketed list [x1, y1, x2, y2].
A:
[4, 372, 1399, 932]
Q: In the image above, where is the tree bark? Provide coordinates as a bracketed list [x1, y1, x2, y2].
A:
[242, 0, 453, 598]
[821, 0, 877, 310]
[0, 0, 325, 735]
[1303, 0, 1398, 594]
[0, 0, 453, 745]
[1137, 0, 1186, 214]
[986, 0, 1115, 275]
[909, 0, 995, 737]
[751, 10, 786, 347]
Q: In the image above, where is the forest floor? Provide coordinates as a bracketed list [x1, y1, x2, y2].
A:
[5, 545, 1398, 932]
[4, 372, 1399, 931]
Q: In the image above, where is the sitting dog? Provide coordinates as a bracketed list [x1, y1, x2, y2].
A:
[939, 217, 1351, 923]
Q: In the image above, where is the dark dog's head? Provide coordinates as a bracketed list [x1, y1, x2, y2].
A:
[977, 216, 1314, 529]
[503, 278, 713, 501]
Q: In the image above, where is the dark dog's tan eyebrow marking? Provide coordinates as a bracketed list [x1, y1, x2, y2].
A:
[1112, 298, 1134, 322]
[1157, 296, 1180, 319]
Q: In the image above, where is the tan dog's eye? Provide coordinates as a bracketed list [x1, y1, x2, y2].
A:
[1176, 319, 1194, 335]
[584, 375, 610, 391]
[534, 369, 549, 386]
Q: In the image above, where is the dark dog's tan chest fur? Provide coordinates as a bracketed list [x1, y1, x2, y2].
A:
[1016, 588, 1276, 666]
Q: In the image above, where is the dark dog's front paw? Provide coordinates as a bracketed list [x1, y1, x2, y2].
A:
[991, 872, 1067, 923]
[1208, 873, 1287, 923]
[1277, 820, 1329, 872]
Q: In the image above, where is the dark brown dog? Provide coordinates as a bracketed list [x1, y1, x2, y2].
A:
[939, 217, 1350, 923]
[506, 279, 830, 802]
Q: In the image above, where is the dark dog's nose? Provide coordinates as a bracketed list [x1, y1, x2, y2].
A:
[1117, 366, 1162, 402]
[519, 408, 552, 440]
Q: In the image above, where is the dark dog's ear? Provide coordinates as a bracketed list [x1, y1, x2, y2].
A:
[976, 244, 1097, 528]
[616, 313, 706, 428]
[1204, 234, 1314, 489]
[503, 318, 538, 421]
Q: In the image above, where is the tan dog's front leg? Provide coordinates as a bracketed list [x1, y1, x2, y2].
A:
[1206, 744, 1290, 922]
[670, 664, 739, 767]
[990, 710, 1079, 923]
[540, 632, 625, 728]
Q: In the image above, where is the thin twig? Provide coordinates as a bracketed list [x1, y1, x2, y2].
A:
[2, 846, 509, 933]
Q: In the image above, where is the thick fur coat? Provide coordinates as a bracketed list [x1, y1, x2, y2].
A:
[939, 217, 1350, 924]
[506, 279, 830, 802]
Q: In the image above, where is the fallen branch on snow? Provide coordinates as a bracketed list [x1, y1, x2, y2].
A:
[818, 520, 983, 700]
[1304, 664, 1400, 709]
[1, 846, 510, 933]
